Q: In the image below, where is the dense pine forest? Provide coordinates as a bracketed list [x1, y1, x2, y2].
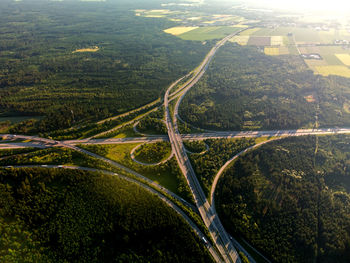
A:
[216, 135, 350, 262]
[0, 168, 213, 263]
[0, 0, 211, 133]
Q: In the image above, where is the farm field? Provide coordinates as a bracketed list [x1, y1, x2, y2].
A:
[270, 36, 284, 45]
[203, 15, 245, 24]
[314, 65, 350, 78]
[164, 26, 198, 36]
[229, 35, 250, 45]
[250, 26, 336, 44]
[135, 9, 178, 18]
[299, 46, 350, 77]
[247, 36, 271, 46]
[264, 47, 279, 56]
[174, 26, 243, 41]
[237, 26, 350, 78]
[335, 53, 350, 66]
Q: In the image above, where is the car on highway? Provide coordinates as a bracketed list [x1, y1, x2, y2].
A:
[202, 237, 209, 246]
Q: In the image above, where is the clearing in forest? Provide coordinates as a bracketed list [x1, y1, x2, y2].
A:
[304, 95, 316, 103]
[73, 46, 99, 53]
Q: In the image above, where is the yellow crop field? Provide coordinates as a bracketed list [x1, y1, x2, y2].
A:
[147, 9, 170, 14]
[73, 46, 99, 53]
[239, 28, 260, 36]
[164, 26, 198, 36]
[264, 47, 279, 56]
[315, 65, 350, 78]
[271, 36, 284, 46]
[145, 15, 164, 18]
[335, 54, 350, 66]
[229, 35, 249, 45]
[232, 24, 249, 28]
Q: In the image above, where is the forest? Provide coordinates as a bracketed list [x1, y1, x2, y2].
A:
[0, 0, 211, 133]
[189, 138, 255, 196]
[216, 135, 350, 262]
[180, 44, 350, 131]
[0, 167, 213, 263]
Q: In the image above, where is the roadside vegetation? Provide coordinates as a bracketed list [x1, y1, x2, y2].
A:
[134, 142, 172, 164]
[183, 140, 207, 153]
[189, 138, 256, 196]
[136, 117, 167, 135]
[0, 148, 39, 158]
[45, 104, 160, 140]
[0, 168, 213, 263]
[0, 147, 115, 172]
[216, 135, 350, 263]
[80, 144, 193, 202]
[108, 124, 141, 138]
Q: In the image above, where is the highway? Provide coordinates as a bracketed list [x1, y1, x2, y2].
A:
[89, 106, 160, 139]
[3, 28, 350, 262]
[164, 31, 244, 263]
[3, 127, 350, 149]
[0, 134, 196, 212]
[66, 127, 350, 146]
[0, 164, 221, 263]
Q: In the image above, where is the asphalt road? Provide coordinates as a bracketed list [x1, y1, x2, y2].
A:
[3, 127, 350, 149]
[0, 134, 196, 212]
[164, 31, 244, 263]
[3, 30, 350, 263]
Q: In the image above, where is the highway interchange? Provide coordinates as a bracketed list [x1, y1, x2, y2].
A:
[2, 28, 350, 262]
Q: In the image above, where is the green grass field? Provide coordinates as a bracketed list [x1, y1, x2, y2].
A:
[319, 46, 349, 65]
[251, 27, 336, 44]
[112, 125, 140, 138]
[81, 143, 188, 198]
[134, 142, 172, 164]
[179, 26, 242, 41]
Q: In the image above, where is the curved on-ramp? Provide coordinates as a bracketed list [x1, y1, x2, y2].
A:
[130, 142, 174, 166]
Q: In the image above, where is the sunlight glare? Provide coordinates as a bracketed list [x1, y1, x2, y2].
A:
[251, 0, 350, 13]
